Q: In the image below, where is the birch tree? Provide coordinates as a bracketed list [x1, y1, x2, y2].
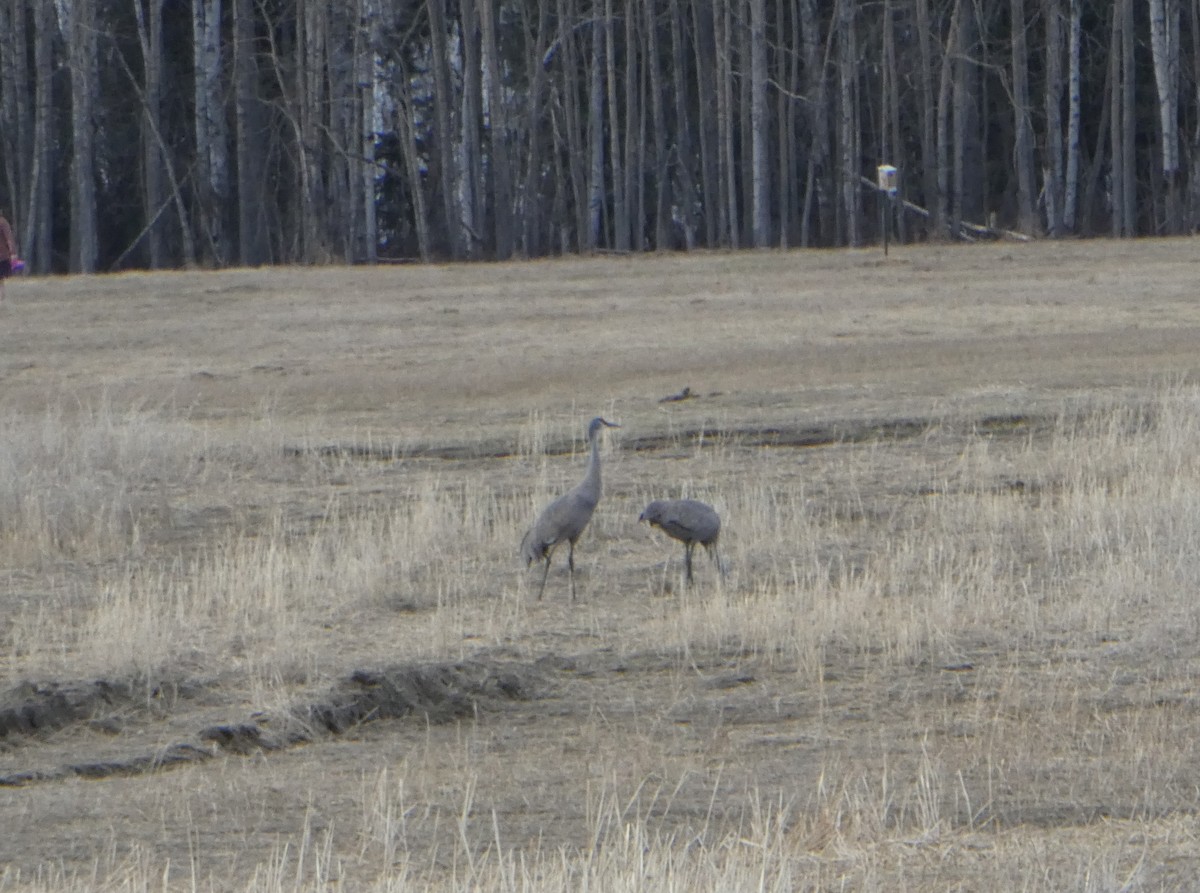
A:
[1150, 0, 1182, 232]
[193, 0, 230, 264]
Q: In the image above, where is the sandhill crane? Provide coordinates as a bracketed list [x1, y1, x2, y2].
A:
[521, 416, 621, 600]
[639, 498, 723, 584]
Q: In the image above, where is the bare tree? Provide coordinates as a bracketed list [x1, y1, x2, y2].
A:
[669, 0, 696, 248]
[645, 0, 670, 248]
[1120, 0, 1136, 235]
[193, 0, 230, 264]
[60, 0, 99, 272]
[427, 0, 464, 258]
[718, 0, 740, 247]
[520, 0, 551, 256]
[357, 0, 380, 263]
[480, 0, 514, 259]
[837, 0, 858, 246]
[0, 0, 31, 252]
[233, 0, 270, 264]
[1150, 0, 1182, 232]
[28, 0, 54, 272]
[799, 0, 830, 246]
[460, 0, 484, 257]
[1011, 0, 1037, 234]
[603, 0, 628, 251]
[624, 0, 642, 249]
[586, 12, 605, 250]
[750, 0, 769, 246]
[1064, 0, 1082, 231]
[692, 1, 720, 246]
[1043, 0, 1065, 236]
[914, 0, 942, 239]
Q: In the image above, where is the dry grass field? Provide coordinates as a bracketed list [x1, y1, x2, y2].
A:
[2, 238, 1200, 890]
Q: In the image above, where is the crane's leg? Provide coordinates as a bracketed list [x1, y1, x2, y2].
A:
[684, 543, 695, 584]
[567, 540, 577, 601]
[536, 546, 556, 601]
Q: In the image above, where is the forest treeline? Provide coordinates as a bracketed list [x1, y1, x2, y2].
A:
[0, 0, 1195, 273]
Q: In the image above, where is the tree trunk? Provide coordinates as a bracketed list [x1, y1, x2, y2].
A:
[838, 0, 858, 246]
[1191, 0, 1200, 229]
[882, 0, 904, 243]
[480, 0, 514, 259]
[133, 0, 168, 267]
[604, 0, 628, 251]
[1109, 4, 1124, 236]
[394, 80, 431, 261]
[427, 0, 463, 258]
[358, 0, 380, 263]
[936, 0, 960, 238]
[1121, 0, 1136, 235]
[645, 1, 670, 248]
[61, 0, 99, 272]
[669, 0, 696, 248]
[1043, 0, 1065, 236]
[1150, 0, 1181, 233]
[718, 0, 739, 247]
[1064, 0, 1082, 231]
[520, 0, 550, 256]
[914, 0, 941, 240]
[693, 1, 720, 247]
[0, 0, 31, 255]
[29, 0, 54, 272]
[193, 0, 230, 265]
[586, 15, 605, 250]
[557, 0, 587, 250]
[1011, 0, 1037, 235]
[799, 0, 828, 246]
[460, 0, 483, 257]
[778, 0, 798, 247]
[234, 0, 270, 264]
[624, 0, 641, 249]
[750, 0, 770, 247]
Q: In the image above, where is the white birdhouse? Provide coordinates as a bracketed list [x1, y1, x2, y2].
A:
[877, 165, 898, 196]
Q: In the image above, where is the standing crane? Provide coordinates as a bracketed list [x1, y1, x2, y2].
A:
[521, 416, 621, 600]
[639, 498, 723, 584]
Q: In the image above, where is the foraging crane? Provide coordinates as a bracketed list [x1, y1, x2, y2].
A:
[638, 498, 723, 584]
[521, 417, 621, 600]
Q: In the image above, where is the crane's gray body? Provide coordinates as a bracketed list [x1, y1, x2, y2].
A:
[521, 417, 619, 599]
[639, 498, 723, 583]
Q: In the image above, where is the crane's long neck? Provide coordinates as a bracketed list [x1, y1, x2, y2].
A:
[578, 430, 603, 499]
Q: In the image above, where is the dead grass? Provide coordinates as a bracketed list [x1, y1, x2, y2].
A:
[2, 240, 1200, 889]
